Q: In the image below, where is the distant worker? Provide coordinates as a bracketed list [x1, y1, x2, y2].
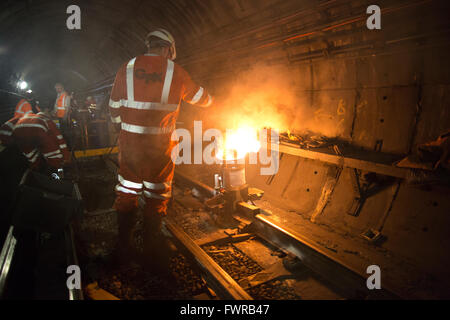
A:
[108, 28, 213, 271]
[14, 92, 39, 118]
[0, 105, 69, 176]
[85, 96, 96, 109]
[53, 83, 71, 132]
[85, 96, 99, 118]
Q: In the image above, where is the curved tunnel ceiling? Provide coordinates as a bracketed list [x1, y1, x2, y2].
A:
[1, 0, 448, 114]
[0, 0, 290, 96]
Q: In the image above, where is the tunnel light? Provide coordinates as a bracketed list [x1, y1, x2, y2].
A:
[18, 81, 28, 90]
[26, 89, 32, 93]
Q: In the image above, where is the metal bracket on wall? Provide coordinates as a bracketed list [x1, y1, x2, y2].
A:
[347, 169, 393, 217]
[348, 168, 365, 216]
[361, 181, 401, 244]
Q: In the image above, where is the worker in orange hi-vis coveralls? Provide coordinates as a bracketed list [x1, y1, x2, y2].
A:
[0, 105, 70, 168]
[0, 112, 64, 178]
[53, 83, 70, 119]
[53, 83, 71, 136]
[108, 28, 213, 270]
[14, 98, 32, 118]
[37, 110, 71, 165]
[14, 92, 40, 118]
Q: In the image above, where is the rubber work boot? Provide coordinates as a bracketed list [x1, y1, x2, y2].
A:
[112, 210, 138, 265]
[141, 214, 175, 276]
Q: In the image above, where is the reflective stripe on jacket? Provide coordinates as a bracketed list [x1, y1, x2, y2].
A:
[37, 112, 71, 163]
[12, 113, 63, 169]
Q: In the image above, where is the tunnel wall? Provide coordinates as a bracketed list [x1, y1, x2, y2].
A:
[184, 0, 450, 152]
[178, 0, 450, 298]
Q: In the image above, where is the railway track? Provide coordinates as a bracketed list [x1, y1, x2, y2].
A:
[0, 157, 399, 300]
[164, 171, 399, 300]
[0, 170, 83, 300]
[0, 224, 83, 300]
[75, 161, 399, 300]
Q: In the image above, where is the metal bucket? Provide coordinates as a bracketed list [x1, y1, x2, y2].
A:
[222, 160, 246, 189]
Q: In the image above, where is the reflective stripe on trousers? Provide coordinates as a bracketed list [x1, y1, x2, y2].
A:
[143, 180, 172, 200]
[115, 175, 171, 199]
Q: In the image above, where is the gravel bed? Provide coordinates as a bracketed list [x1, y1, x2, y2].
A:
[76, 207, 208, 299]
[76, 176, 300, 300]
[248, 279, 301, 300]
[203, 244, 263, 281]
[203, 243, 301, 300]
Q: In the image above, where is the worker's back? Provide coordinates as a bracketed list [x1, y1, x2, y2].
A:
[107, 28, 215, 271]
[13, 113, 63, 169]
[14, 99, 32, 118]
[109, 54, 212, 153]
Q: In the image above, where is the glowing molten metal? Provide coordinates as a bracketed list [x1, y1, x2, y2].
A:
[216, 127, 261, 161]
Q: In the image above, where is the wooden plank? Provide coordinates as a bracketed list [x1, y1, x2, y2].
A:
[275, 143, 410, 179]
[310, 167, 342, 223]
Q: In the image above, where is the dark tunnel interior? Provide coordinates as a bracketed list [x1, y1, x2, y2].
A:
[0, 0, 450, 305]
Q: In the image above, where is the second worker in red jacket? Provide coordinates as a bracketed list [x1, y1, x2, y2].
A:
[0, 105, 70, 174]
[108, 28, 213, 271]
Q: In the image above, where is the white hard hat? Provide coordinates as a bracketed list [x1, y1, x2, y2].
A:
[145, 28, 177, 60]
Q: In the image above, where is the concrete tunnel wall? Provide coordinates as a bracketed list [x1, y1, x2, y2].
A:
[177, 0, 450, 298]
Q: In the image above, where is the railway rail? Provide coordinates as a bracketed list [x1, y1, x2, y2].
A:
[0, 170, 83, 300]
[0, 224, 83, 299]
[168, 171, 399, 300]
[0, 156, 399, 300]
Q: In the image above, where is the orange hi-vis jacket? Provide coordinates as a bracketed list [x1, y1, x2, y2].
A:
[55, 91, 70, 118]
[37, 112, 71, 163]
[108, 54, 213, 216]
[14, 99, 33, 118]
[109, 54, 212, 137]
[0, 114, 65, 169]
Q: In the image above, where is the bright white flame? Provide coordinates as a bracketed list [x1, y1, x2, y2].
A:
[26, 89, 32, 93]
[217, 127, 261, 160]
[18, 81, 28, 90]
